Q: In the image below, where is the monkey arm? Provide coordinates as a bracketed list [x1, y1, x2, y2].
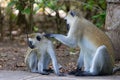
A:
[77, 50, 84, 69]
[45, 34, 77, 48]
[47, 42, 60, 75]
[37, 53, 49, 75]
[47, 41, 65, 76]
[38, 54, 44, 72]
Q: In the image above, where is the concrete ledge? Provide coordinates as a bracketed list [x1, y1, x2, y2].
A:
[0, 70, 120, 80]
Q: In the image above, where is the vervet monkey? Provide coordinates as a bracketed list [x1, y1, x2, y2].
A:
[25, 33, 64, 76]
[45, 10, 116, 76]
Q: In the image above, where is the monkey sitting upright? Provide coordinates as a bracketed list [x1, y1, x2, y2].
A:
[45, 10, 118, 76]
[25, 33, 64, 76]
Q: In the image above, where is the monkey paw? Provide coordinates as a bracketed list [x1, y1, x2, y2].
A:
[43, 69, 54, 73]
[75, 71, 84, 76]
[68, 68, 81, 75]
[44, 34, 54, 38]
[75, 71, 94, 76]
[68, 70, 77, 75]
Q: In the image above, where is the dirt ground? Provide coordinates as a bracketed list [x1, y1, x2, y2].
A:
[0, 40, 79, 73]
[0, 40, 120, 75]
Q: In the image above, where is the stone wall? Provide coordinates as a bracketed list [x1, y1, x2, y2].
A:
[105, 0, 120, 59]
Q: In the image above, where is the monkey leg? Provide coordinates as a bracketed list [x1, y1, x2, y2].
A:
[77, 50, 84, 69]
[68, 50, 84, 75]
[38, 56, 49, 75]
[28, 52, 38, 73]
[43, 54, 50, 69]
[43, 54, 54, 73]
[75, 45, 113, 76]
[47, 45, 65, 76]
[69, 50, 84, 75]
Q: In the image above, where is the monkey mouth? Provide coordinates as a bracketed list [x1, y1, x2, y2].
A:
[28, 41, 35, 49]
[29, 45, 35, 49]
[28, 43, 35, 49]
[66, 24, 70, 30]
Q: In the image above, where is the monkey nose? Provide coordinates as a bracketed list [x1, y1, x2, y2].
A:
[28, 41, 35, 49]
[29, 45, 35, 49]
[66, 24, 70, 30]
[65, 19, 67, 22]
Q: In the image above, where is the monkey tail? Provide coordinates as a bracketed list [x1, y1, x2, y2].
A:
[24, 47, 34, 64]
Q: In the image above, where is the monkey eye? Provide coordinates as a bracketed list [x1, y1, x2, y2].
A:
[70, 11, 75, 17]
[36, 36, 41, 41]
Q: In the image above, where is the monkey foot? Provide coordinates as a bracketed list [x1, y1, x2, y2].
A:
[39, 72, 49, 75]
[68, 68, 81, 75]
[68, 70, 77, 75]
[75, 71, 85, 76]
[43, 69, 54, 73]
[75, 71, 96, 76]
[44, 33, 53, 38]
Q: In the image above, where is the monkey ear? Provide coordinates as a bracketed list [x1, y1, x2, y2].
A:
[36, 35, 41, 41]
[42, 32, 45, 35]
[41, 32, 46, 38]
[70, 11, 75, 17]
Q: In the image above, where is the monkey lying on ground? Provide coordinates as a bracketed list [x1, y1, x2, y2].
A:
[25, 33, 64, 76]
[45, 10, 120, 76]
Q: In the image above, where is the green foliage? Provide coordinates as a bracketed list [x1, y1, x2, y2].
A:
[7, 1, 17, 8]
[7, 0, 106, 31]
[83, 0, 95, 10]
[83, 0, 106, 28]
[33, 26, 39, 32]
[35, 0, 59, 11]
[7, 0, 62, 18]
[7, 0, 61, 32]
[7, 0, 26, 11]
[22, 8, 31, 15]
[92, 12, 106, 28]
[6, 1, 17, 21]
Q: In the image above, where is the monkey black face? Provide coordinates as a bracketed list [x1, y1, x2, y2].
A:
[28, 34, 42, 49]
[64, 10, 77, 31]
[28, 40, 35, 49]
[64, 19, 70, 31]
[66, 24, 70, 30]
[36, 35, 41, 41]
[70, 11, 76, 17]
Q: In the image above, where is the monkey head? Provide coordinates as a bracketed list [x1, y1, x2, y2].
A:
[64, 10, 75, 30]
[28, 33, 45, 49]
[64, 10, 82, 30]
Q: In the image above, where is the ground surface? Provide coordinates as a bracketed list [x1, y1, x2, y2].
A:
[1, 70, 120, 80]
[0, 41, 79, 73]
[0, 41, 120, 80]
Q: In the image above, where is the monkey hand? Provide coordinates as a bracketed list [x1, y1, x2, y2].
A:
[44, 33, 55, 38]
